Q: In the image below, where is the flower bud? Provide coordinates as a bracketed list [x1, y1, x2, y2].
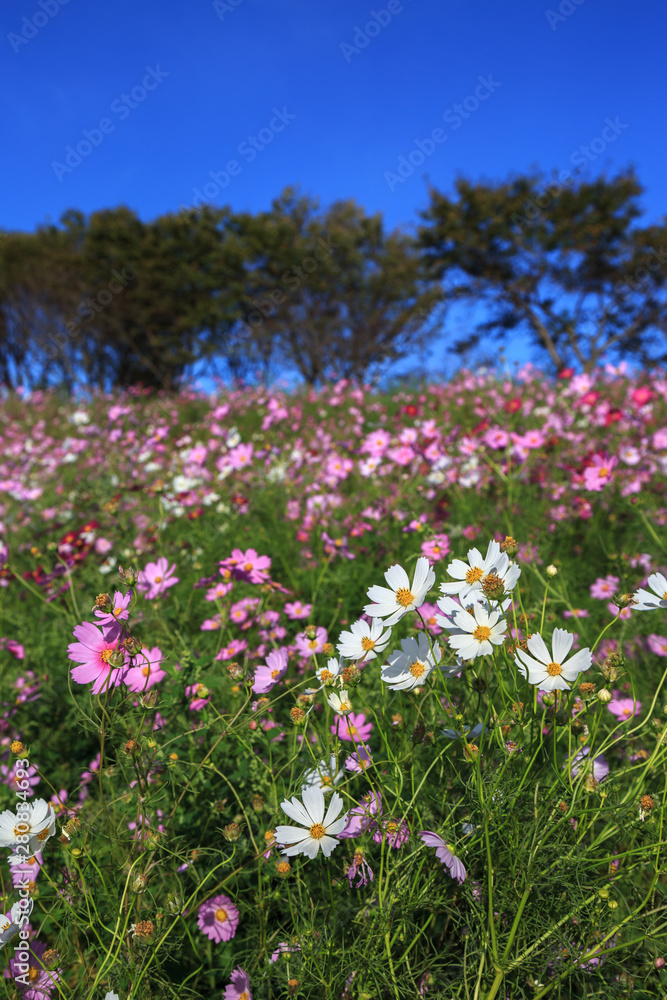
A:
[195, 684, 210, 699]
[546, 565, 558, 578]
[123, 635, 143, 656]
[133, 873, 148, 893]
[597, 886, 609, 899]
[11, 741, 25, 756]
[108, 649, 126, 668]
[613, 592, 636, 609]
[655, 958, 665, 970]
[541, 692, 556, 707]
[276, 860, 291, 876]
[226, 661, 245, 680]
[481, 573, 506, 600]
[321, 642, 334, 656]
[118, 565, 139, 586]
[290, 706, 305, 725]
[139, 689, 159, 709]
[223, 823, 242, 842]
[252, 795, 264, 812]
[304, 624, 318, 640]
[166, 892, 182, 913]
[597, 688, 612, 704]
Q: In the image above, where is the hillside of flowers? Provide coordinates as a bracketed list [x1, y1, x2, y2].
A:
[1, 363, 667, 1000]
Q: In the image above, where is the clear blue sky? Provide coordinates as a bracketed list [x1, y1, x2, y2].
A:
[2, 0, 663, 374]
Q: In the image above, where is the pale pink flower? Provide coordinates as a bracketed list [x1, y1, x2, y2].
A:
[137, 557, 179, 600]
[590, 575, 619, 600]
[67, 622, 127, 694]
[252, 648, 288, 693]
[197, 894, 239, 943]
[583, 455, 618, 491]
[648, 634, 667, 657]
[124, 646, 166, 693]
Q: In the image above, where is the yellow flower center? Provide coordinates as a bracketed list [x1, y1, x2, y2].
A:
[310, 823, 326, 840]
[322, 775, 332, 785]
[473, 626, 491, 642]
[100, 649, 113, 663]
[36, 827, 50, 841]
[347, 724, 358, 736]
[409, 661, 425, 677]
[244, 562, 253, 571]
[308, 639, 317, 649]
[264, 829, 275, 842]
[547, 661, 562, 676]
[29, 968, 39, 982]
[239, 993, 249, 1000]
[13, 823, 29, 837]
[465, 566, 484, 584]
[320, 670, 333, 682]
[215, 907, 228, 922]
[395, 587, 414, 607]
[154, 575, 162, 583]
[113, 607, 122, 617]
[598, 467, 609, 478]
[361, 637, 376, 651]
[339, 701, 352, 712]
[271, 669, 280, 679]
[386, 822, 398, 834]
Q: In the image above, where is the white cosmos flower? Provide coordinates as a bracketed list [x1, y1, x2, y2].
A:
[302, 754, 344, 794]
[337, 618, 392, 662]
[515, 629, 591, 692]
[364, 557, 435, 627]
[0, 900, 33, 949]
[327, 689, 353, 714]
[275, 786, 348, 859]
[440, 540, 520, 601]
[381, 633, 440, 691]
[0, 799, 56, 854]
[633, 572, 667, 611]
[317, 656, 344, 686]
[447, 603, 507, 661]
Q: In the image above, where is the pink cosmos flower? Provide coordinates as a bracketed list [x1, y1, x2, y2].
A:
[331, 712, 373, 744]
[197, 894, 239, 943]
[567, 747, 609, 783]
[2, 761, 39, 798]
[224, 967, 252, 1000]
[590, 575, 620, 600]
[215, 638, 248, 661]
[67, 622, 127, 694]
[345, 747, 373, 773]
[563, 609, 589, 619]
[295, 627, 328, 658]
[284, 600, 312, 620]
[270, 941, 301, 962]
[228, 443, 254, 469]
[205, 581, 233, 601]
[9, 940, 61, 999]
[124, 646, 166, 693]
[219, 548, 271, 585]
[372, 817, 410, 848]
[186, 684, 210, 711]
[483, 427, 509, 449]
[252, 648, 289, 693]
[420, 534, 451, 563]
[607, 601, 632, 621]
[414, 602, 444, 635]
[607, 697, 641, 721]
[647, 634, 667, 657]
[137, 557, 179, 600]
[631, 386, 653, 407]
[0, 638, 25, 660]
[652, 427, 667, 450]
[94, 589, 132, 626]
[339, 791, 382, 839]
[583, 455, 618, 492]
[419, 830, 467, 884]
[8, 850, 43, 888]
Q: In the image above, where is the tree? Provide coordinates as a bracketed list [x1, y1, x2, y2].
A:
[418, 170, 667, 372]
[233, 189, 442, 385]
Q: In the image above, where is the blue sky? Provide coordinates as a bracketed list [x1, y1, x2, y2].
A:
[2, 0, 663, 375]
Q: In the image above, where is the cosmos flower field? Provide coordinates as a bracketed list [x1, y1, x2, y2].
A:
[1, 363, 667, 999]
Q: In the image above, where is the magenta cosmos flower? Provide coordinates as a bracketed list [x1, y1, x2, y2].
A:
[197, 894, 239, 943]
[372, 817, 410, 848]
[331, 712, 373, 743]
[67, 622, 127, 694]
[219, 548, 271, 585]
[252, 647, 288, 693]
[137, 557, 179, 600]
[123, 646, 166, 693]
[224, 967, 252, 1000]
[419, 830, 467, 884]
[94, 589, 132, 626]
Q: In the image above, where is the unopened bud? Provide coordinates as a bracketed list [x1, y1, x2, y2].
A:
[546, 565, 558, 578]
[223, 823, 242, 842]
[133, 873, 148, 893]
[304, 624, 318, 639]
[123, 635, 143, 656]
[655, 958, 665, 970]
[108, 649, 126, 668]
[252, 795, 264, 812]
[598, 886, 609, 899]
[597, 688, 612, 704]
[166, 892, 182, 913]
[139, 689, 159, 709]
[541, 692, 556, 707]
[226, 661, 245, 680]
[11, 741, 25, 756]
[195, 684, 210, 699]
[118, 565, 139, 586]
[613, 592, 636, 609]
